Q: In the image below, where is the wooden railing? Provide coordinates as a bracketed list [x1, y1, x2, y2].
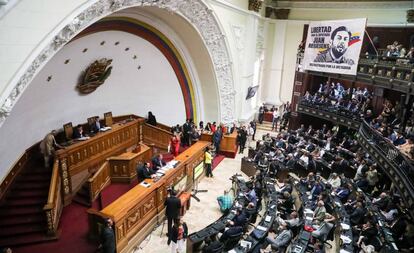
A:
[142, 123, 173, 150]
[88, 161, 111, 203]
[43, 159, 63, 236]
[358, 121, 414, 219]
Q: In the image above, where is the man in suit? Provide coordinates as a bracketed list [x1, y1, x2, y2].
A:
[182, 119, 192, 146]
[212, 127, 223, 154]
[151, 154, 166, 171]
[165, 190, 181, 245]
[265, 223, 292, 251]
[228, 208, 247, 227]
[219, 225, 243, 243]
[73, 124, 85, 139]
[100, 218, 115, 253]
[350, 201, 365, 226]
[136, 162, 155, 182]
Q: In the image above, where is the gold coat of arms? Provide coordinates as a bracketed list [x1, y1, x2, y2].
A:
[77, 58, 113, 94]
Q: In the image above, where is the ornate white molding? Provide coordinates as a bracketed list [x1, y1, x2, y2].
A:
[256, 22, 265, 58]
[0, 0, 236, 125]
[231, 24, 245, 63]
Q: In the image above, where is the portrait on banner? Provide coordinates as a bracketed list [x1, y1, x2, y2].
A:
[303, 18, 366, 76]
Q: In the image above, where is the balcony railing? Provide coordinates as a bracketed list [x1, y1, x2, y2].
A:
[357, 121, 414, 219]
[295, 53, 414, 94]
[297, 100, 362, 129]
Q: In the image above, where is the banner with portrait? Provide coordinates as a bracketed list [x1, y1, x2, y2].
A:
[303, 18, 366, 76]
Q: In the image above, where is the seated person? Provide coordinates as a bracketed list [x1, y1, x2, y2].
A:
[332, 183, 351, 202]
[151, 154, 166, 171]
[217, 190, 233, 214]
[202, 238, 223, 253]
[356, 220, 379, 251]
[73, 124, 86, 139]
[245, 202, 258, 224]
[265, 223, 292, 251]
[89, 116, 101, 133]
[311, 213, 336, 237]
[372, 192, 390, 211]
[136, 162, 155, 182]
[313, 200, 326, 224]
[228, 208, 247, 227]
[327, 172, 341, 189]
[277, 211, 300, 227]
[245, 188, 257, 207]
[278, 192, 294, 215]
[219, 225, 243, 243]
[350, 201, 365, 226]
[301, 172, 316, 191]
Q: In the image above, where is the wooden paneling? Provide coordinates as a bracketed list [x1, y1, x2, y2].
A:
[108, 144, 152, 183]
[56, 118, 144, 203]
[88, 141, 210, 253]
[0, 152, 28, 200]
[88, 162, 111, 202]
[43, 159, 63, 236]
[200, 131, 237, 157]
[142, 123, 173, 150]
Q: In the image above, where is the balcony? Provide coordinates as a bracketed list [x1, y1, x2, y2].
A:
[357, 121, 414, 219]
[296, 54, 414, 94]
[297, 100, 361, 129]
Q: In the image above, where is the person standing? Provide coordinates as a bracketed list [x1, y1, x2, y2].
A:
[170, 133, 181, 157]
[237, 127, 247, 154]
[39, 130, 64, 168]
[100, 218, 116, 253]
[165, 190, 182, 245]
[147, 111, 157, 126]
[170, 217, 188, 253]
[212, 126, 223, 154]
[250, 121, 257, 141]
[272, 108, 280, 131]
[258, 105, 265, 124]
[182, 119, 192, 147]
[205, 148, 213, 177]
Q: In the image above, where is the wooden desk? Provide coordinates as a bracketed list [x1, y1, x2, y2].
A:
[108, 144, 152, 183]
[200, 131, 237, 158]
[88, 141, 210, 253]
[56, 118, 144, 204]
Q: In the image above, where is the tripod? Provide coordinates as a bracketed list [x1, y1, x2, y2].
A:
[191, 177, 208, 202]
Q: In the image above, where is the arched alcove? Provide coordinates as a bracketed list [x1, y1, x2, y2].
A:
[0, 2, 234, 182]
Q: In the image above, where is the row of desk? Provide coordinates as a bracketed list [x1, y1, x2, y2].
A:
[186, 174, 249, 252]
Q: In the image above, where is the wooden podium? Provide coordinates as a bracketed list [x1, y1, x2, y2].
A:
[200, 131, 237, 158]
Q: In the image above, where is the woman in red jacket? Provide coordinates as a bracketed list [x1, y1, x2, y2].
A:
[170, 133, 181, 157]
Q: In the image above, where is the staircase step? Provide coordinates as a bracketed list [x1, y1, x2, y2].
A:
[0, 223, 46, 237]
[13, 181, 50, 190]
[21, 169, 51, 176]
[0, 230, 59, 248]
[17, 175, 51, 182]
[3, 198, 45, 207]
[0, 206, 43, 217]
[8, 189, 48, 198]
[0, 213, 45, 227]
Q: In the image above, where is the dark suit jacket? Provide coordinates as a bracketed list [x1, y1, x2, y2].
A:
[151, 157, 166, 171]
[350, 207, 365, 225]
[165, 196, 181, 219]
[137, 165, 154, 182]
[101, 226, 116, 253]
[219, 226, 243, 242]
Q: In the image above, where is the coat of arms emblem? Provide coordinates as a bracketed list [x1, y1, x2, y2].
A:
[77, 58, 113, 94]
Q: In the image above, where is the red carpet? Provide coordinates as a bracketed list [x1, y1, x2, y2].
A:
[212, 155, 225, 170]
[12, 149, 226, 253]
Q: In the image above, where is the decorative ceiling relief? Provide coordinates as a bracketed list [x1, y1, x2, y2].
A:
[0, 0, 236, 126]
[76, 58, 113, 94]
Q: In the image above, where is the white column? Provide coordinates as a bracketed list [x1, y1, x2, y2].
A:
[263, 20, 287, 106]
